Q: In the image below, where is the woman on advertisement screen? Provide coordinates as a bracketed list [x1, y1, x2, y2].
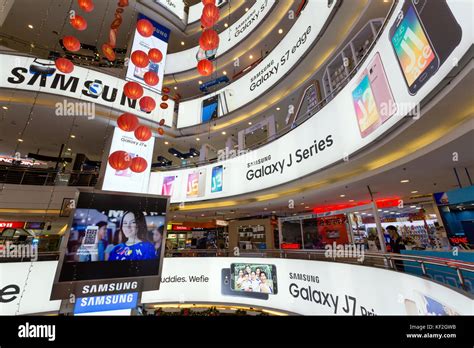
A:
[108, 211, 156, 261]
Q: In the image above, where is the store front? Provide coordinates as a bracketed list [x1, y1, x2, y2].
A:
[166, 222, 228, 250]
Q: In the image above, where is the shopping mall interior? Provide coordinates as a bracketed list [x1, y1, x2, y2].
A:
[0, 0, 472, 343]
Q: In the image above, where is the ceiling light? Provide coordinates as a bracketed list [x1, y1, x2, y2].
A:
[354, 211, 359, 214]
[223, 71, 227, 75]
[411, 190, 418, 194]
[278, 28, 283, 34]
[264, 208, 267, 210]
[416, 207, 421, 209]
[201, 214, 205, 217]
[196, 138, 200, 141]
[224, 23, 228, 28]
[384, 211, 389, 213]
[349, 199, 354, 202]
[17, 138, 23, 142]
[164, 141, 169, 145]
[198, 81, 203, 85]
[70, 135, 76, 138]
[276, 107, 280, 111]
[181, 41, 185, 46]
[400, 179, 410, 183]
[2, 106, 8, 110]
[272, 211, 276, 214]
[305, 206, 309, 209]
[340, 194, 345, 198]
[390, 212, 396, 215]
[245, 8, 249, 12]
[249, 55, 254, 60]
[248, 122, 252, 125]
[28, 24, 33, 29]
[222, 131, 226, 135]
[174, 86, 178, 90]
[378, 209, 382, 212]
[410, 205, 416, 208]
[67, 148, 71, 151]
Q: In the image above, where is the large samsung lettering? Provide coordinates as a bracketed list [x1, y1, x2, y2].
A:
[50, 74, 79, 93]
[81, 281, 138, 294]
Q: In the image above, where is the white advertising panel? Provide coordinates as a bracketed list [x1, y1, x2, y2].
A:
[0, 54, 174, 126]
[126, 14, 170, 94]
[165, 0, 275, 75]
[176, 0, 338, 128]
[154, 0, 186, 21]
[152, 0, 472, 202]
[0, 261, 60, 315]
[102, 127, 155, 194]
[2, 258, 470, 315]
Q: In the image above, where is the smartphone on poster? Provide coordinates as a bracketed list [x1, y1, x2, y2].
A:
[367, 52, 397, 123]
[389, 0, 440, 95]
[352, 70, 382, 138]
[161, 175, 176, 196]
[230, 263, 278, 295]
[221, 268, 269, 300]
[211, 165, 223, 193]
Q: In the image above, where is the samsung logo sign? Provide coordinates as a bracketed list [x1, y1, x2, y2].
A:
[81, 281, 138, 295]
[74, 292, 138, 314]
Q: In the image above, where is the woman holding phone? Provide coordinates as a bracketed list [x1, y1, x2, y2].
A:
[109, 211, 156, 261]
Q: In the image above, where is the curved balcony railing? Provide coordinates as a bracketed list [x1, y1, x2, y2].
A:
[0, 166, 98, 187]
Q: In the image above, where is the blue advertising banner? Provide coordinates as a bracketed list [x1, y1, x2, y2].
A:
[74, 292, 138, 314]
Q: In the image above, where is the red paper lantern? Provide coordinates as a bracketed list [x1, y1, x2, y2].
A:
[117, 113, 139, 132]
[148, 48, 163, 63]
[157, 127, 164, 136]
[134, 125, 152, 141]
[162, 87, 170, 94]
[62, 36, 81, 52]
[202, 0, 215, 5]
[102, 43, 116, 61]
[131, 50, 149, 68]
[118, 0, 129, 7]
[111, 16, 122, 30]
[202, 4, 219, 23]
[137, 19, 154, 37]
[197, 59, 214, 76]
[139, 96, 156, 113]
[199, 29, 219, 51]
[159, 118, 165, 126]
[160, 102, 168, 109]
[144, 71, 159, 86]
[108, 151, 131, 170]
[55, 58, 74, 74]
[123, 81, 144, 100]
[70, 15, 87, 31]
[161, 95, 169, 101]
[201, 14, 216, 29]
[78, 0, 94, 12]
[130, 156, 148, 173]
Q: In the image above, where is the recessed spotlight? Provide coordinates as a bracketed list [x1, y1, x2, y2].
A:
[264, 208, 267, 210]
[181, 41, 185, 46]
[276, 107, 280, 111]
[361, 213, 367, 215]
[378, 209, 382, 212]
[196, 138, 200, 141]
[70, 135, 76, 138]
[245, 7, 249, 12]
[201, 214, 205, 217]
[411, 190, 418, 194]
[222, 131, 226, 135]
[249, 55, 253, 59]
[384, 210, 389, 213]
[164, 141, 169, 145]
[28, 24, 33, 29]
[340, 194, 345, 198]
[349, 199, 354, 202]
[198, 81, 203, 85]
[2, 106, 8, 110]
[400, 179, 410, 183]
[67, 148, 71, 151]
[272, 211, 276, 214]
[223, 71, 227, 75]
[17, 138, 23, 142]
[224, 23, 228, 28]
[410, 205, 416, 208]
[396, 213, 401, 215]
[278, 28, 283, 34]
[248, 122, 252, 125]
[174, 86, 178, 90]
[305, 206, 309, 209]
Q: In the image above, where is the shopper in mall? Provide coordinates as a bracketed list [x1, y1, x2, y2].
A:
[386, 225, 406, 272]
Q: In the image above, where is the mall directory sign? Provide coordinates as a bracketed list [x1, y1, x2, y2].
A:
[50, 190, 169, 300]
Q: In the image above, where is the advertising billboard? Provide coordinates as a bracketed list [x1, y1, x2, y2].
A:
[126, 13, 170, 94]
[102, 126, 155, 194]
[151, 0, 471, 203]
[50, 190, 169, 300]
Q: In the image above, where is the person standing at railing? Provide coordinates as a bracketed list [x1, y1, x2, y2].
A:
[386, 225, 406, 272]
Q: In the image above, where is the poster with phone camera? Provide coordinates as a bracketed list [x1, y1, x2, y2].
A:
[211, 165, 223, 193]
[231, 263, 277, 294]
[126, 13, 170, 93]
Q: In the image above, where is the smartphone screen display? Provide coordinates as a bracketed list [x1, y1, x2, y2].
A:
[161, 176, 175, 196]
[391, 5, 435, 87]
[230, 263, 277, 294]
[211, 165, 223, 193]
[201, 96, 219, 123]
[367, 53, 396, 123]
[186, 172, 199, 198]
[352, 73, 380, 137]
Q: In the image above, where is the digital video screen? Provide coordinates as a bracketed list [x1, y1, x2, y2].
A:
[230, 263, 277, 294]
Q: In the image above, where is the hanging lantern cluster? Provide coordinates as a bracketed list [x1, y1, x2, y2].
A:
[110, 113, 152, 172]
[197, 0, 219, 76]
[102, 0, 129, 62]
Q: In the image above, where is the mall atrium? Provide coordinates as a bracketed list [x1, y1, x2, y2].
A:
[0, 0, 472, 345]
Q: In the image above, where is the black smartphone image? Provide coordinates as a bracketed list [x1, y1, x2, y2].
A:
[201, 95, 219, 123]
[230, 263, 278, 295]
[413, 0, 462, 66]
[389, 0, 440, 95]
[221, 268, 269, 300]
